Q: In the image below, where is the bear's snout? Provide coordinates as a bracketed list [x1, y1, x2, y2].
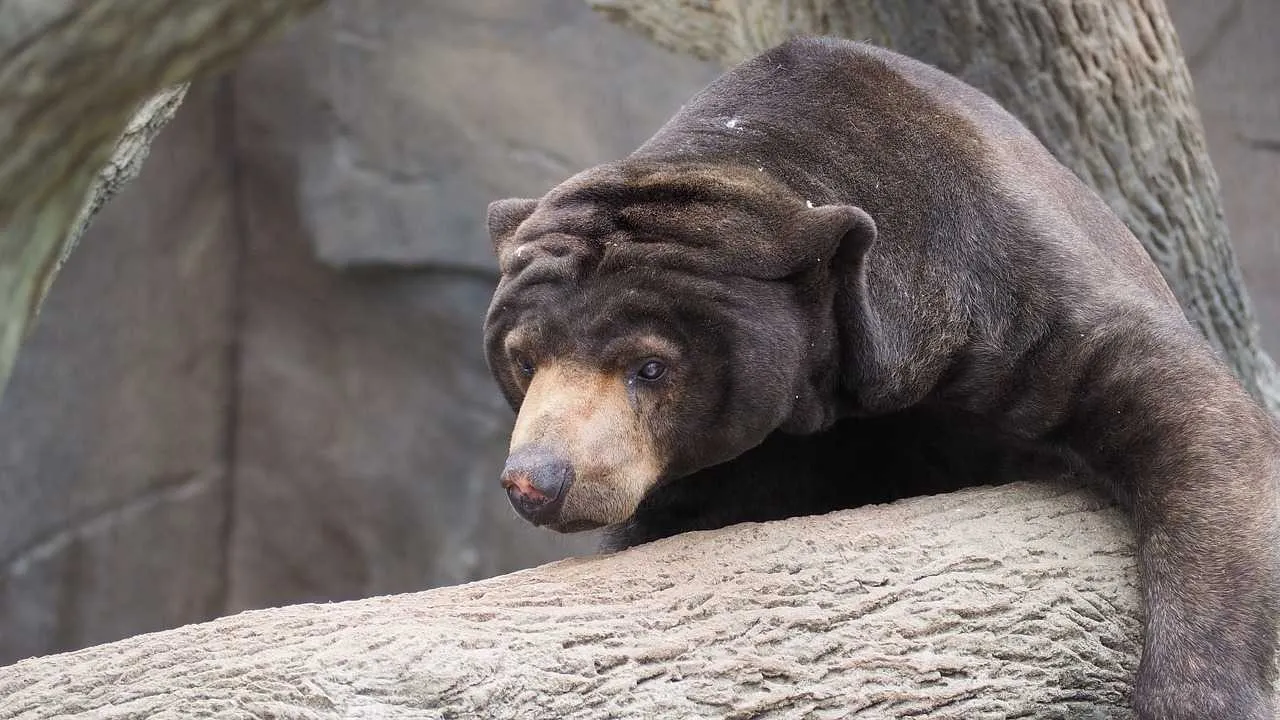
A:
[500, 444, 574, 526]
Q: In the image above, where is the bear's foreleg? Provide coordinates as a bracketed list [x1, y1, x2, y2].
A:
[1061, 325, 1280, 720]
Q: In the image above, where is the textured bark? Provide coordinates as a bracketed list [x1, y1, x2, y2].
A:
[0, 482, 1156, 719]
[52, 85, 191, 305]
[588, 0, 1280, 414]
[0, 0, 322, 393]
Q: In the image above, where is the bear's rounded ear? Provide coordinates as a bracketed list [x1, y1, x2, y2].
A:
[486, 198, 539, 255]
[786, 204, 877, 275]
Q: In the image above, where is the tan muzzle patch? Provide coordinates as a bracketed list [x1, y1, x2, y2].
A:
[508, 362, 662, 528]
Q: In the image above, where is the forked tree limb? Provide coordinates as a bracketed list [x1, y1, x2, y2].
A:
[587, 0, 1280, 415]
[0, 0, 323, 393]
[0, 482, 1152, 719]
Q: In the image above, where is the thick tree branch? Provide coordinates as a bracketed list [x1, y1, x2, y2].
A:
[49, 85, 191, 304]
[0, 0, 322, 394]
[588, 0, 1280, 414]
[0, 482, 1154, 718]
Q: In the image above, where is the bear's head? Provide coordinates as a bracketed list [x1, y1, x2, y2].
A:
[483, 161, 876, 533]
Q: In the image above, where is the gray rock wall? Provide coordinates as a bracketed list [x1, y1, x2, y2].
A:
[1166, 0, 1280, 352]
[301, 0, 720, 271]
[0, 0, 1274, 666]
[0, 83, 236, 661]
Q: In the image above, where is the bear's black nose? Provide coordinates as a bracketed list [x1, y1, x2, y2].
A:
[500, 445, 573, 526]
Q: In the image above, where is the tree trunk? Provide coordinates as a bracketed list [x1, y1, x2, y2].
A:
[0, 482, 1161, 719]
[0, 0, 322, 394]
[588, 0, 1280, 415]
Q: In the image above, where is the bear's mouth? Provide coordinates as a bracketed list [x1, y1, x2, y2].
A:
[542, 518, 607, 533]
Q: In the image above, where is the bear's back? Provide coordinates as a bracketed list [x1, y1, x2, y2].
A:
[634, 36, 1178, 312]
[636, 36, 1040, 187]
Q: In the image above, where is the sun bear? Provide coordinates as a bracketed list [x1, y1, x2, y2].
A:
[481, 36, 1280, 719]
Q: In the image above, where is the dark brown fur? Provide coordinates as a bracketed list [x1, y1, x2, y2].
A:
[483, 37, 1280, 719]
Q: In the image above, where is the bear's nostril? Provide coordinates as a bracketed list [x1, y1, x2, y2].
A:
[500, 446, 574, 525]
[500, 470, 548, 503]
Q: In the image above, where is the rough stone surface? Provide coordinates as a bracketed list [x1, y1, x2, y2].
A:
[0, 483, 1149, 719]
[225, 24, 599, 612]
[1167, 0, 1280, 355]
[0, 84, 235, 664]
[296, 0, 720, 270]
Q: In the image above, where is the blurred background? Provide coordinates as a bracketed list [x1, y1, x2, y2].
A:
[0, 0, 1275, 665]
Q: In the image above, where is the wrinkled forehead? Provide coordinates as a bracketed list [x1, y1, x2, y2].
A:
[486, 161, 805, 359]
[492, 253, 724, 345]
[497, 161, 803, 276]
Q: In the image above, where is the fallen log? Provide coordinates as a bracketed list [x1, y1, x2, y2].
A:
[0, 481, 1148, 719]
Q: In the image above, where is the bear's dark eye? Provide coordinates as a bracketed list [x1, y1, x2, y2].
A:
[637, 359, 667, 382]
[515, 355, 535, 377]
